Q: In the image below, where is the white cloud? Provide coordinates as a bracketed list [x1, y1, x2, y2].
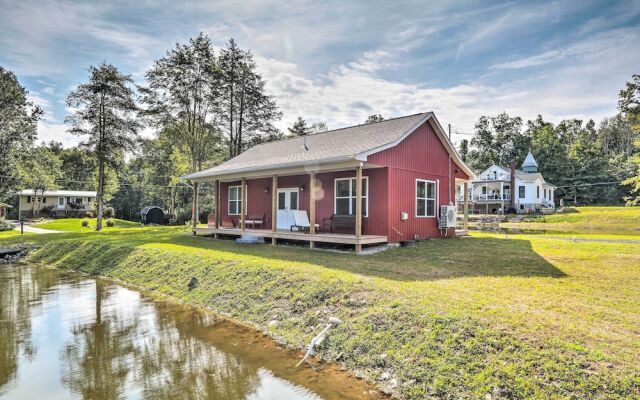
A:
[36, 121, 79, 147]
[258, 22, 639, 145]
[2, 0, 639, 153]
[490, 28, 638, 70]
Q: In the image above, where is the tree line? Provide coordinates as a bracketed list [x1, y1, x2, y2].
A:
[1, 34, 286, 229]
[458, 75, 640, 206]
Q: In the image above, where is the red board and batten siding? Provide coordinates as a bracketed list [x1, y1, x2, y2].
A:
[218, 169, 388, 236]
[217, 119, 466, 242]
[368, 120, 469, 242]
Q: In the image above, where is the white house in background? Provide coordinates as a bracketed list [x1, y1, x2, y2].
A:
[458, 151, 556, 214]
[18, 190, 97, 219]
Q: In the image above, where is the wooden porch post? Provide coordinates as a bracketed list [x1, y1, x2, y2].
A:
[215, 180, 220, 229]
[191, 181, 198, 235]
[355, 165, 363, 252]
[463, 182, 469, 231]
[500, 181, 504, 214]
[241, 178, 246, 231]
[271, 176, 277, 245]
[212, 180, 219, 239]
[485, 183, 489, 215]
[309, 172, 316, 249]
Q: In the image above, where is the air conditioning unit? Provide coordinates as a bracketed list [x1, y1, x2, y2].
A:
[439, 205, 457, 229]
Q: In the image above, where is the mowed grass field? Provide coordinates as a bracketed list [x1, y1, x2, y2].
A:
[501, 206, 640, 236]
[1, 212, 639, 398]
[34, 217, 140, 232]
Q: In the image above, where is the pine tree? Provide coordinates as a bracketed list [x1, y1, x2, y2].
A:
[288, 117, 310, 136]
[458, 139, 469, 162]
[217, 38, 281, 158]
[66, 63, 141, 231]
[364, 114, 384, 124]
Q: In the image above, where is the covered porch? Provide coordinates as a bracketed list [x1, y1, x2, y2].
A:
[457, 180, 512, 214]
[189, 160, 385, 252]
[193, 227, 388, 246]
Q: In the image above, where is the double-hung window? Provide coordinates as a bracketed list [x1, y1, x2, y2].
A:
[416, 180, 436, 217]
[228, 186, 243, 215]
[519, 186, 525, 199]
[334, 177, 368, 216]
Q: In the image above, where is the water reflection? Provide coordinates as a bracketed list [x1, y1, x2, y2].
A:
[0, 264, 382, 400]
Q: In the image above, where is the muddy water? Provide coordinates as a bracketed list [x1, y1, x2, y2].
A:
[0, 264, 385, 400]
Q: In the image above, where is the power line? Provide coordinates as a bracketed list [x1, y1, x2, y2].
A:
[555, 181, 625, 188]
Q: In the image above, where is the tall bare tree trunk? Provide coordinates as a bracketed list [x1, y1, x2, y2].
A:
[96, 158, 104, 231]
[96, 98, 105, 231]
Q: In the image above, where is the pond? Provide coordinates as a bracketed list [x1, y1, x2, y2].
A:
[0, 264, 384, 400]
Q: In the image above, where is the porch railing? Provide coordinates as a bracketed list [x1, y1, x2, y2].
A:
[457, 194, 512, 201]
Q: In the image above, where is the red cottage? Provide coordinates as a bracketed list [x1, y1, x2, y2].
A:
[183, 112, 474, 252]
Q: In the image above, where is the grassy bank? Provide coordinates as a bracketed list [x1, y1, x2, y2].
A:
[3, 227, 638, 399]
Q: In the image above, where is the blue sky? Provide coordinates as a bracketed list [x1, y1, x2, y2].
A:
[1, 0, 639, 147]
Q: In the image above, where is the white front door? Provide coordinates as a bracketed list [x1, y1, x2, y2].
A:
[276, 188, 299, 230]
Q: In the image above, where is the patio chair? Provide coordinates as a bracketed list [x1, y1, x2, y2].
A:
[221, 216, 235, 228]
[245, 213, 264, 229]
[290, 210, 319, 233]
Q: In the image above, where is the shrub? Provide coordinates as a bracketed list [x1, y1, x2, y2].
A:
[40, 205, 54, 216]
[86, 211, 93, 218]
[103, 206, 115, 218]
[0, 218, 13, 232]
[81, 218, 89, 227]
[106, 218, 114, 227]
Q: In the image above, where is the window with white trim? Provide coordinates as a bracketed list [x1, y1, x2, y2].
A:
[416, 180, 436, 217]
[334, 177, 368, 216]
[228, 186, 242, 215]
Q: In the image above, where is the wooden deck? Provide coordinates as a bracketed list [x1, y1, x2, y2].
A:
[193, 227, 388, 246]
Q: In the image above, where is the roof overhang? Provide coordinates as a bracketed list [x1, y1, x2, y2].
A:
[182, 112, 476, 182]
[185, 159, 383, 183]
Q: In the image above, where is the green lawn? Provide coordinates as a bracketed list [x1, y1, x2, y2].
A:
[498, 206, 640, 237]
[1, 221, 639, 398]
[34, 217, 141, 232]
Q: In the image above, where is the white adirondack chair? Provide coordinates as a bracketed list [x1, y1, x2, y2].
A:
[290, 210, 319, 233]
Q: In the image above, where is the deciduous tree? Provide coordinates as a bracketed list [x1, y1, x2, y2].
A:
[0, 66, 42, 201]
[142, 33, 221, 172]
[619, 74, 640, 205]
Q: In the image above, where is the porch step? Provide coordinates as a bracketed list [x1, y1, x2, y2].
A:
[235, 235, 265, 244]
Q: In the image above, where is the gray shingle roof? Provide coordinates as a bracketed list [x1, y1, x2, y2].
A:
[494, 165, 554, 186]
[185, 112, 472, 180]
[19, 189, 97, 197]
